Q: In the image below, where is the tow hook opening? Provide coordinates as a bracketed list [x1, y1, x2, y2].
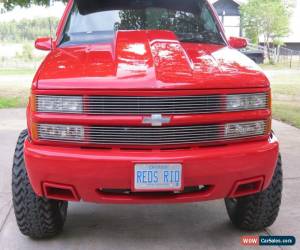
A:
[43, 182, 80, 201]
[229, 177, 264, 198]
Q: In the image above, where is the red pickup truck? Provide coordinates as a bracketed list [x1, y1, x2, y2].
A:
[12, 0, 282, 239]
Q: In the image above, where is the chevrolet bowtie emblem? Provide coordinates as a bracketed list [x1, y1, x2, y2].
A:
[143, 114, 171, 127]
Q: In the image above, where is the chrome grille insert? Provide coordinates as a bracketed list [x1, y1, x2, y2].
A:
[87, 125, 221, 145]
[86, 95, 223, 114]
[36, 121, 267, 145]
[85, 122, 267, 145]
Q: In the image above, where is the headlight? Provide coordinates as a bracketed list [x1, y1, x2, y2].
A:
[225, 121, 266, 138]
[36, 95, 83, 113]
[226, 93, 268, 111]
[38, 124, 84, 141]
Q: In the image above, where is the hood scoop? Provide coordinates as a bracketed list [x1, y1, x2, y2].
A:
[115, 30, 193, 80]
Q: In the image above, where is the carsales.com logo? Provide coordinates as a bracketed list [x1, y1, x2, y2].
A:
[241, 236, 296, 246]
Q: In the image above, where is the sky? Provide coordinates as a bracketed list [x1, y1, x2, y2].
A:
[0, 0, 299, 42]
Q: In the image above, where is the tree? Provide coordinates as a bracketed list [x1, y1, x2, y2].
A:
[240, 0, 293, 62]
[0, 0, 67, 11]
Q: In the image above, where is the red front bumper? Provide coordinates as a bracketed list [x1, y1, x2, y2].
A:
[24, 136, 279, 204]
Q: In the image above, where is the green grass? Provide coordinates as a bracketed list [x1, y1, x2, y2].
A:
[0, 97, 27, 109]
[272, 84, 300, 97]
[0, 68, 35, 76]
[268, 73, 300, 86]
[270, 78, 300, 128]
[272, 88, 300, 128]
[261, 64, 300, 128]
[272, 101, 300, 128]
[261, 62, 300, 70]
[0, 67, 32, 108]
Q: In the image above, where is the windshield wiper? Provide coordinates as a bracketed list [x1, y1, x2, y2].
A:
[179, 38, 203, 43]
[179, 37, 224, 45]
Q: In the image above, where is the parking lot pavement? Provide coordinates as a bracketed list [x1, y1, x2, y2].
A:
[0, 109, 299, 250]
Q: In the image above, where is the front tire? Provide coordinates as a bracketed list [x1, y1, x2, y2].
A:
[225, 154, 282, 231]
[12, 130, 68, 239]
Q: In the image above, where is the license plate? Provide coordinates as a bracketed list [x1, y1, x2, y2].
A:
[134, 164, 182, 191]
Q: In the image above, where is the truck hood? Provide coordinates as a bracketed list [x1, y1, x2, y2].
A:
[36, 30, 269, 90]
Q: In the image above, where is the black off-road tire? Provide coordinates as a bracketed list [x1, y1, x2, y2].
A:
[225, 154, 282, 231]
[12, 129, 68, 239]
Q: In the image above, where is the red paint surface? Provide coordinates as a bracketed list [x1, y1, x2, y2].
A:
[25, 0, 278, 204]
[36, 33, 268, 90]
[24, 135, 279, 204]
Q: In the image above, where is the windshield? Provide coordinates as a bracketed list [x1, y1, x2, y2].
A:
[60, 0, 224, 46]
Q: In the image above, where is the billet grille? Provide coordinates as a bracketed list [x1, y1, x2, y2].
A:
[36, 121, 268, 145]
[86, 95, 223, 114]
[36, 93, 268, 115]
[86, 122, 266, 145]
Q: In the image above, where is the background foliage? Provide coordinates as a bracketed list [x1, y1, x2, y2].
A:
[240, 0, 291, 45]
[0, 0, 67, 11]
[240, 0, 293, 61]
[0, 17, 59, 42]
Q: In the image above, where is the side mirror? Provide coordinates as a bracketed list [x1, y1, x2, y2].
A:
[228, 37, 248, 49]
[35, 37, 53, 51]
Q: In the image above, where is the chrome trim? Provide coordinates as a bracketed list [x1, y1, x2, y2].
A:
[36, 93, 268, 115]
[142, 114, 171, 126]
[37, 121, 267, 145]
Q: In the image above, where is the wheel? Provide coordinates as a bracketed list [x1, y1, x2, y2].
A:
[225, 154, 282, 231]
[12, 129, 68, 239]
